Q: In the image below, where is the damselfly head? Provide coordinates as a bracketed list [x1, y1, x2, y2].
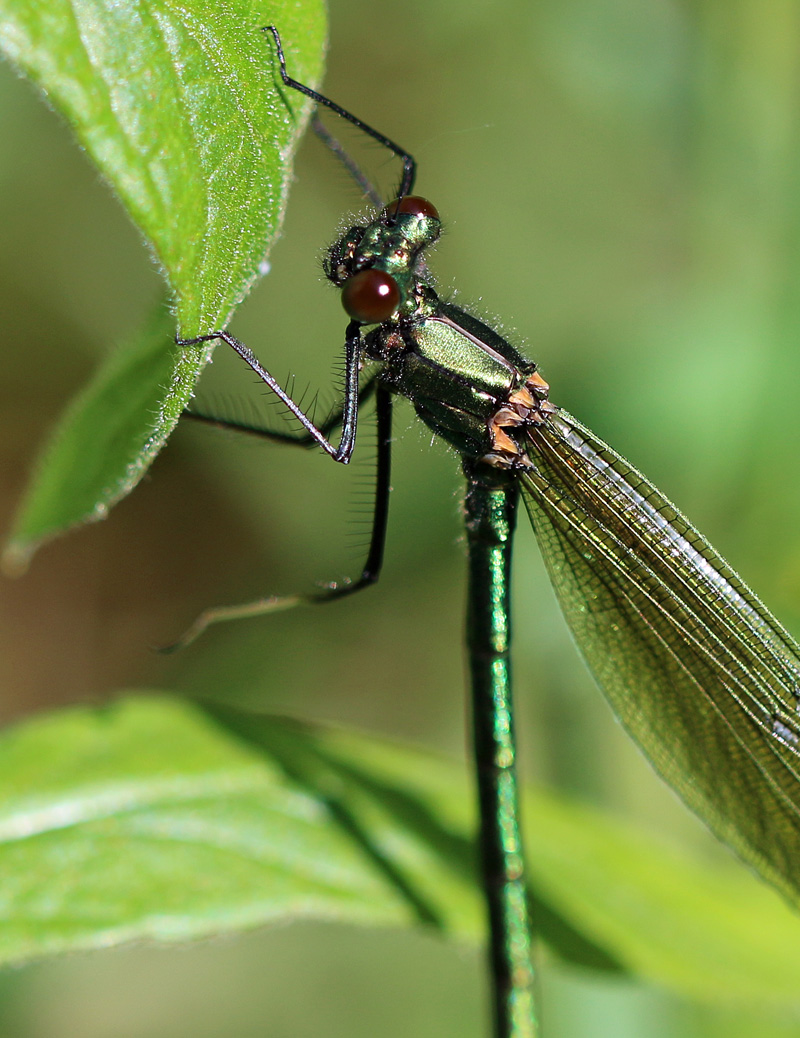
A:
[325, 197, 442, 325]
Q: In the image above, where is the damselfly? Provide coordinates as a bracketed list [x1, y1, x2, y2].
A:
[176, 27, 800, 1038]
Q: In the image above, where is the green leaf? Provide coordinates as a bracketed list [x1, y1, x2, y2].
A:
[0, 698, 476, 965]
[0, 0, 326, 562]
[206, 703, 621, 974]
[4, 305, 199, 565]
[0, 0, 327, 332]
[2, 695, 800, 1012]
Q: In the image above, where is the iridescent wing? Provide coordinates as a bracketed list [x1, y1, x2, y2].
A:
[521, 410, 800, 901]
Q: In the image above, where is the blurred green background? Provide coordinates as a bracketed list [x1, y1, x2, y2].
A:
[3, 0, 800, 1035]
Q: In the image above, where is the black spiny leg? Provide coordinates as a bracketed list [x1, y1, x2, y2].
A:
[177, 324, 363, 463]
[264, 26, 416, 198]
[185, 372, 379, 448]
[163, 383, 393, 651]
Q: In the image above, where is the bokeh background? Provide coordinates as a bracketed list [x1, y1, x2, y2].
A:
[3, 0, 800, 1035]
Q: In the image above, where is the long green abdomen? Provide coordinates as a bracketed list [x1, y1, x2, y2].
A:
[464, 468, 537, 1038]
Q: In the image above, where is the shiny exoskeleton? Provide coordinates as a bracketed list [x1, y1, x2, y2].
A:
[329, 195, 556, 468]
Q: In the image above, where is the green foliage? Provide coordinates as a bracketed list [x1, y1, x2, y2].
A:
[0, 0, 326, 563]
[3, 695, 800, 1014]
[3, 1, 800, 1034]
[0, 0, 325, 332]
[0, 698, 451, 963]
[5, 306, 183, 562]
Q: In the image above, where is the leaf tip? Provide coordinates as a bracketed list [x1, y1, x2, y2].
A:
[2, 539, 34, 577]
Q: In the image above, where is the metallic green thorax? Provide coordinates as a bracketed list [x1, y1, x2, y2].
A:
[326, 206, 554, 463]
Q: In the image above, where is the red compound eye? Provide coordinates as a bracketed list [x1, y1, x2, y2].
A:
[341, 269, 401, 324]
[382, 196, 440, 221]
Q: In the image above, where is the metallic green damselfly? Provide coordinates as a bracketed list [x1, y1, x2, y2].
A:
[177, 27, 800, 1038]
